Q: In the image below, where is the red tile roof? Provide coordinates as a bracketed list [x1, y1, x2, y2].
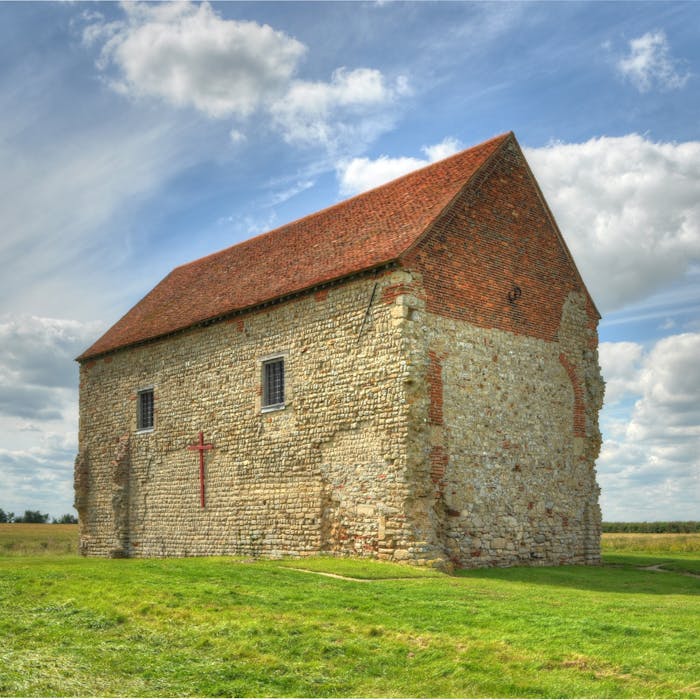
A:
[78, 133, 511, 360]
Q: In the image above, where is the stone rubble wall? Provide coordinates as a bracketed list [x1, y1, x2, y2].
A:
[77, 272, 417, 559]
[77, 136, 604, 568]
[395, 134, 604, 567]
[426, 296, 602, 567]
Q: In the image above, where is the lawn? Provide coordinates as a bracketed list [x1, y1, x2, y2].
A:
[0, 526, 698, 697]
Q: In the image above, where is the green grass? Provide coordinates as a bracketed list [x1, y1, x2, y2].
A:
[601, 532, 700, 574]
[0, 530, 698, 697]
[276, 556, 443, 579]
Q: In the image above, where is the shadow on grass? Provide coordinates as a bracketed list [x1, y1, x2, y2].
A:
[455, 561, 700, 596]
[603, 552, 700, 574]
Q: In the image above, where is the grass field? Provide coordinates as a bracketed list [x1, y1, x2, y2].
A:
[0, 525, 698, 697]
[601, 532, 700, 574]
[0, 523, 78, 556]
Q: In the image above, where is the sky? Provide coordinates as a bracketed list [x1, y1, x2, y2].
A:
[0, 1, 698, 522]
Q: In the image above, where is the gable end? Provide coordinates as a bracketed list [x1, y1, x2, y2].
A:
[401, 135, 599, 342]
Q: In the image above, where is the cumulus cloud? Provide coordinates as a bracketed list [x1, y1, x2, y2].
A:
[337, 137, 463, 195]
[0, 434, 77, 517]
[598, 341, 643, 405]
[83, 2, 407, 152]
[629, 334, 700, 442]
[617, 30, 690, 93]
[89, 2, 305, 118]
[525, 135, 700, 312]
[271, 68, 409, 150]
[0, 316, 102, 389]
[0, 315, 96, 515]
[0, 315, 101, 424]
[597, 334, 700, 520]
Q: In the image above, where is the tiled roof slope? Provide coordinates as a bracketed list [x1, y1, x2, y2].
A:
[78, 133, 510, 360]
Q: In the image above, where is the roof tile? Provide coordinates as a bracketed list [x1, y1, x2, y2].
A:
[78, 133, 509, 360]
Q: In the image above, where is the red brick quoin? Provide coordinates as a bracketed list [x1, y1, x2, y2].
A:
[558, 353, 586, 438]
[427, 350, 446, 426]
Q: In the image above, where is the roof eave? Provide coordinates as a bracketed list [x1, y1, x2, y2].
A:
[75, 259, 400, 363]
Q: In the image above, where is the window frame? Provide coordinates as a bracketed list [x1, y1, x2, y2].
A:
[136, 387, 155, 432]
[261, 356, 286, 412]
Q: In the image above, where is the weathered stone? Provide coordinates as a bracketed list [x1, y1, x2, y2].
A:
[76, 136, 603, 568]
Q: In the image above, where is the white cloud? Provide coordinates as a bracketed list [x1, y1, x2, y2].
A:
[265, 179, 316, 207]
[422, 137, 463, 162]
[0, 432, 77, 518]
[229, 129, 246, 144]
[0, 315, 103, 390]
[599, 341, 643, 405]
[597, 333, 700, 521]
[88, 1, 306, 118]
[0, 315, 103, 420]
[337, 137, 463, 195]
[271, 67, 408, 150]
[0, 315, 102, 517]
[630, 334, 700, 442]
[525, 135, 700, 313]
[83, 2, 407, 153]
[617, 30, 690, 93]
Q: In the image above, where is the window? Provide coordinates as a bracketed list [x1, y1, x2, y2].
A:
[137, 388, 154, 430]
[262, 358, 285, 409]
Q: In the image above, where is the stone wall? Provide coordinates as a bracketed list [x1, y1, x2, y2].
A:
[77, 271, 420, 559]
[422, 297, 602, 567]
[395, 135, 604, 567]
[77, 137, 604, 567]
[373, 272, 603, 569]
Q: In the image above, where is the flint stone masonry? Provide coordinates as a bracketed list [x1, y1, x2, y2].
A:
[78, 274, 422, 560]
[76, 132, 604, 568]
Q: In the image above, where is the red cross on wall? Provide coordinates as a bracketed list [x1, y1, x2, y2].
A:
[187, 431, 214, 508]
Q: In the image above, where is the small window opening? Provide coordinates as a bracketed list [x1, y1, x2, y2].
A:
[137, 388, 154, 430]
[263, 358, 285, 409]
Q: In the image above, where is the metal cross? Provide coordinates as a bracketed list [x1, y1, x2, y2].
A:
[187, 431, 213, 508]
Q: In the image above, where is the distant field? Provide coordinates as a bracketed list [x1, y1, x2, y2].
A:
[0, 523, 78, 556]
[602, 532, 700, 552]
[601, 531, 700, 574]
[0, 528, 698, 697]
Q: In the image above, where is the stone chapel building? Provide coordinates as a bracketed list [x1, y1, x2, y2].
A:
[75, 132, 604, 568]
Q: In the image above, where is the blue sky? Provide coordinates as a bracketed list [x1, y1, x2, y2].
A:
[0, 1, 698, 521]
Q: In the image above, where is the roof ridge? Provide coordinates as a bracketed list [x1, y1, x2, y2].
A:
[78, 132, 512, 361]
[173, 132, 512, 273]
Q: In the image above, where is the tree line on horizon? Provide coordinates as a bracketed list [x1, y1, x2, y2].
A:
[602, 521, 699, 533]
[0, 508, 78, 524]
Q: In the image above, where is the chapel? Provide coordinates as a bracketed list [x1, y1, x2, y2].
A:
[75, 132, 604, 568]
